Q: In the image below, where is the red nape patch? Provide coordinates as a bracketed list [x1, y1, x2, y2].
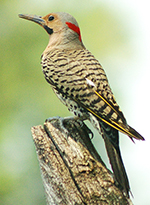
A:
[66, 22, 81, 42]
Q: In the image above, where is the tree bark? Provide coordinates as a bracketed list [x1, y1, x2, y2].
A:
[31, 118, 133, 205]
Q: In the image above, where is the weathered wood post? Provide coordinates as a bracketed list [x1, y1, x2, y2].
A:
[31, 118, 133, 205]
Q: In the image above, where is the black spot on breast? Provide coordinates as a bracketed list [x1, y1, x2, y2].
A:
[74, 111, 77, 116]
[74, 105, 77, 109]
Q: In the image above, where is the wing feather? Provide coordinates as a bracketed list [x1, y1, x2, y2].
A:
[74, 95, 144, 141]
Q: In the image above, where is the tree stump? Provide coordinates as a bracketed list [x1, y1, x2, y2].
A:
[31, 118, 133, 205]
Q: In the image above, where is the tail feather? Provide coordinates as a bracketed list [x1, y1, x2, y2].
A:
[128, 125, 145, 141]
[100, 124, 130, 197]
[104, 135, 130, 197]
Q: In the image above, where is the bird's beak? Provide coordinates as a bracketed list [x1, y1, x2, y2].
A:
[18, 14, 45, 26]
[18, 14, 53, 35]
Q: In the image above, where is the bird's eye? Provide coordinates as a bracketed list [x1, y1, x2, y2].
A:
[48, 15, 54, 21]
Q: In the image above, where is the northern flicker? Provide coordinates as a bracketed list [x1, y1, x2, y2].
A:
[19, 12, 144, 197]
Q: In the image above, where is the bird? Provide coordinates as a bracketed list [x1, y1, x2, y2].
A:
[19, 12, 144, 197]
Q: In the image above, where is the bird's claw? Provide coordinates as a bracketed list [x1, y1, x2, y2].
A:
[46, 116, 69, 136]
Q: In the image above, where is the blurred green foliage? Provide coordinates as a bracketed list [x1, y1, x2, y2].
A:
[0, 1, 130, 204]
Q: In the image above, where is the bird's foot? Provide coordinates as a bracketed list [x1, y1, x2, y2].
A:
[45, 116, 69, 136]
[46, 116, 93, 139]
[82, 123, 94, 139]
[63, 117, 94, 139]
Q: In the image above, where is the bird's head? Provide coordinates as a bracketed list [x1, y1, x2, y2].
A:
[19, 12, 84, 50]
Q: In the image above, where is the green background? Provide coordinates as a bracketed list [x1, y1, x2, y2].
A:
[0, 0, 149, 204]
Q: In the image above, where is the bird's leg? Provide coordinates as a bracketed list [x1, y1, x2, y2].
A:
[63, 116, 93, 139]
[46, 116, 85, 135]
[45, 116, 93, 139]
[45, 116, 70, 135]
